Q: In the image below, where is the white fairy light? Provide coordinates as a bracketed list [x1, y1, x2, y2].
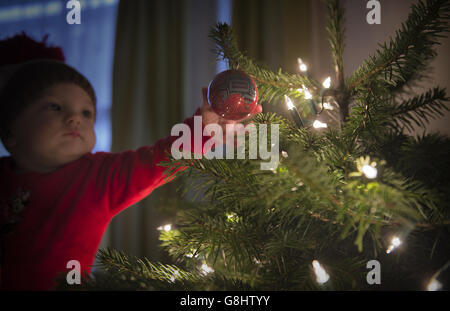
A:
[185, 252, 199, 258]
[386, 236, 402, 254]
[427, 279, 442, 291]
[226, 212, 239, 223]
[285, 95, 304, 128]
[362, 164, 378, 179]
[304, 88, 313, 100]
[313, 120, 328, 129]
[200, 263, 214, 275]
[170, 270, 179, 283]
[312, 260, 330, 284]
[323, 102, 334, 110]
[157, 224, 172, 232]
[298, 58, 308, 72]
[322, 77, 331, 89]
[301, 85, 313, 99]
[425, 261, 449, 291]
[285, 95, 294, 109]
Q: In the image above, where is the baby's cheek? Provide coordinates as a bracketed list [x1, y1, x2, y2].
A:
[88, 130, 96, 151]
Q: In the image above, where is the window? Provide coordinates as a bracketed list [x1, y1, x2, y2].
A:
[0, 0, 118, 156]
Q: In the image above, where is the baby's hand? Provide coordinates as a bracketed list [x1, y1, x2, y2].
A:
[200, 87, 263, 145]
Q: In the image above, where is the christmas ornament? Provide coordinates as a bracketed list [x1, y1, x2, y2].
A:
[207, 69, 259, 120]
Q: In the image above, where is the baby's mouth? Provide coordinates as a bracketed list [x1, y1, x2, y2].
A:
[64, 131, 81, 138]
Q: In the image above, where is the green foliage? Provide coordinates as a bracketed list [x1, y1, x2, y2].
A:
[391, 87, 450, 131]
[209, 22, 322, 108]
[326, 0, 345, 82]
[347, 0, 450, 93]
[91, 0, 450, 291]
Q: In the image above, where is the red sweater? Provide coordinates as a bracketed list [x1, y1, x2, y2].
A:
[0, 110, 207, 290]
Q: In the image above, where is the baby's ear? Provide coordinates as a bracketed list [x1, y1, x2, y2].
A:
[202, 87, 208, 108]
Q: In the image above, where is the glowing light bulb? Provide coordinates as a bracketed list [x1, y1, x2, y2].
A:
[322, 77, 331, 89]
[300, 85, 313, 99]
[313, 120, 328, 128]
[170, 270, 179, 283]
[200, 263, 214, 275]
[312, 260, 329, 284]
[298, 58, 308, 72]
[362, 164, 378, 179]
[157, 224, 172, 232]
[304, 89, 313, 99]
[226, 212, 239, 223]
[284, 95, 295, 110]
[386, 236, 402, 254]
[427, 279, 442, 291]
[323, 102, 334, 110]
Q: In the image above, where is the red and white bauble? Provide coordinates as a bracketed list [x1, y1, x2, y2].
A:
[207, 69, 259, 120]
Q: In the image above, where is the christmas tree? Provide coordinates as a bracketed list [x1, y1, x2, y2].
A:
[67, 0, 450, 291]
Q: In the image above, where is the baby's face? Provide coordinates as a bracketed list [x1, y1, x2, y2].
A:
[7, 82, 96, 173]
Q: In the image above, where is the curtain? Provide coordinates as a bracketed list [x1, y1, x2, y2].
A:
[231, 0, 331, 119]
[102, 0, 223, 262]
[104, 0, 186, 262]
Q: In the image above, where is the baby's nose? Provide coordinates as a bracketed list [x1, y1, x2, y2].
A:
[66, 112, 82, 125]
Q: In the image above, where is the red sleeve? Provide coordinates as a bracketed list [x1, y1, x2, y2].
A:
[95, 108, 210, 217]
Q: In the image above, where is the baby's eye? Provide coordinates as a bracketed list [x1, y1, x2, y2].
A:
[82, 110, 93, 118]
[49, 103, 61, 111]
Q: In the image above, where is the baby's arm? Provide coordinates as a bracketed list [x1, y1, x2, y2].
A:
[95, 106, 207, 218]
[94, 88, 261, 218]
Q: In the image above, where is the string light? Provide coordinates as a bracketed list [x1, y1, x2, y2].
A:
[300, 85, 313, 99]
[312, 260, 330, 284]
[200, 263, 214, 275]
[285, 95, 304, 128]
[351, 156, 381, 179]
[386, 236, 402, 254]
[226, 212, 239, 223]
[157, 224, 172, 232]
[323, 102, 334, 110]
[313, 120, 328, 129]
[322, 77, 331, 89]
[170, 270, 179, 283]
[426, 261, 449, 291]
[427, 279, 442, 291]
[298, 58, 308, 72]
[285, 94, 294, 109]
[362, 164, 378, 179]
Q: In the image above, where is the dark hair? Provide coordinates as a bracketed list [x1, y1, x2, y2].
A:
[0, 60, 96, 144]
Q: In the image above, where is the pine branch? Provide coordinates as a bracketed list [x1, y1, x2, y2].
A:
[391, 87, 450, 131]
[209, 23, 322, 105]
[326, 0, 346, 88]
[347, 0, 450, 93]
[326, 0, 351, 126]
[83, 248, 205, 290]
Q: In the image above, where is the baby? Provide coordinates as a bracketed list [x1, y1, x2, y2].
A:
[0, 34, 261, 290]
